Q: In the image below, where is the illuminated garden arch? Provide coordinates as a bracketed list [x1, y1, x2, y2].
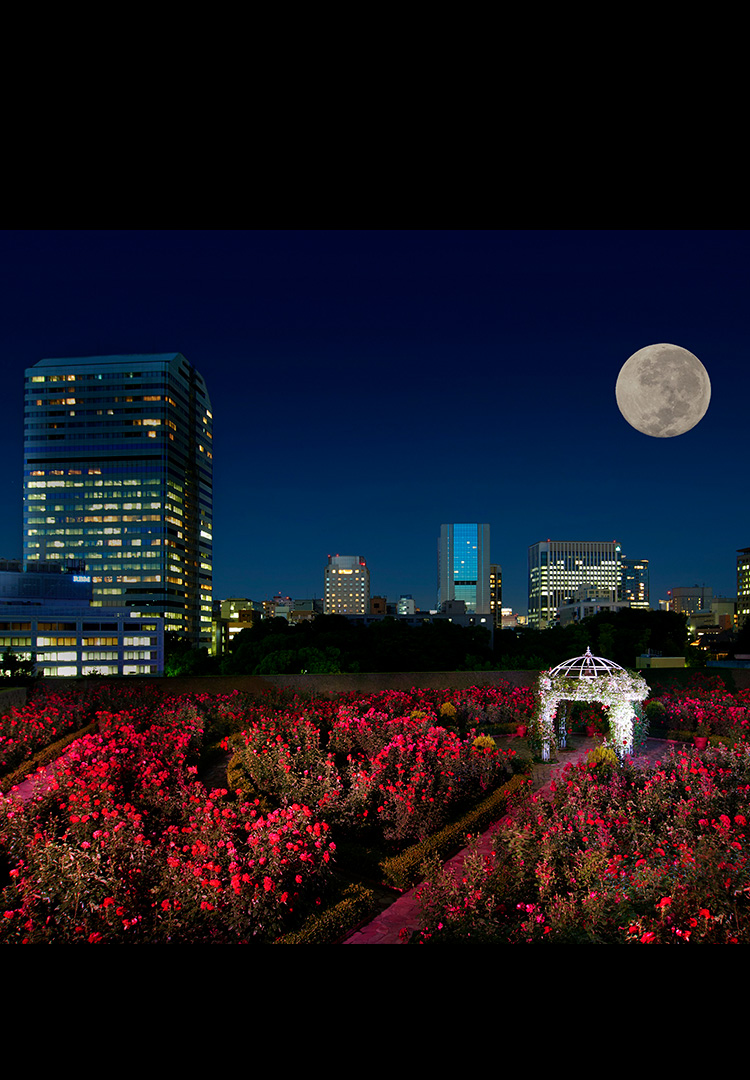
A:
[534, 647, 650, 762]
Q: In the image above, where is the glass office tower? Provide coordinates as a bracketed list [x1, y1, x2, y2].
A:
[438, 524, 491, 613]
[23, 353, 213, 646]
[528, 539, 621, 629]
[620, 557, 650, 609]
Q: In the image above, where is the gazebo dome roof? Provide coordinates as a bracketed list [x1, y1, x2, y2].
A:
[548, 646, 624, 680]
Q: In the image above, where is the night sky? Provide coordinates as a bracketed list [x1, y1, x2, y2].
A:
[0, 229, 746, 616]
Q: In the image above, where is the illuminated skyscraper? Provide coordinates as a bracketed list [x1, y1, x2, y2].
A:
[738, 548, 750, 626]
[324, 555, 370, 614]
[23, 353, 213, 645]
[489, 563, 502, 626]
[620, 557, 650, 609]
[438, 524, 491, 613]
[528, 539, 621, 629]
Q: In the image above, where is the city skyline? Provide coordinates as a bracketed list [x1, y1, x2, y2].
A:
[0, 229, 746, 616]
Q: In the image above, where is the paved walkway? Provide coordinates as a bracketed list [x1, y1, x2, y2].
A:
[1, 741, 83, 804]
[342, 736, 675, 944]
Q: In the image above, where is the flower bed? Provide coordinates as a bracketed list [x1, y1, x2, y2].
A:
[649, 672, 750, 741]
[415, 740, 750, 943]
[0, 683, 170, 781]
[0, 692, 335, 943]
[227, 687, 524, 849]
[0, 679, 533, 944]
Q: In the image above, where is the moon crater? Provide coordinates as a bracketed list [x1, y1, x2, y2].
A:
[615, 343, 711, 438]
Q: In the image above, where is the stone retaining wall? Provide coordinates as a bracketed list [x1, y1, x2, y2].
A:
[78, 670, 539, 697]
[32, 666, 750, 696]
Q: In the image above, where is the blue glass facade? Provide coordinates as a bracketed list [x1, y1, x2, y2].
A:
[23, 353, 212, 646]
[438, 524, 491, 613]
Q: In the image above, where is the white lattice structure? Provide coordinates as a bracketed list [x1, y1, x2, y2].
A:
[535, 647, 649, 762]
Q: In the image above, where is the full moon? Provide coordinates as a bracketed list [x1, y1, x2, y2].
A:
[615, 343, 711, 438]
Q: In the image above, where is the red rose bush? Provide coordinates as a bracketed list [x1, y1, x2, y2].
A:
[416, 740, 750, 944]
[0, 693, 334, 943]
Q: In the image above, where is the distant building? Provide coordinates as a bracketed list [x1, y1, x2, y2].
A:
[685, 597, 736, 635]
[263, 595, 292, 619]
[669, 585, 713, 616]
[635, 655, 686, 669]
[528, 539, 621, 629]
[370, 595, 387, 616]
[738, 548, 750, 626]
[489, 564, 502, 626]
[557, 592, 632, 625]
[441, 599, 468, 616]
[438, 524, 491, 614]
[501, 609, 527, 629]
[0, 557, 92, 605]
[397, 594, 415, 615]
[620, 557, 650, 609]
[0, 560, 163, 676]
[288, 599, 324, 623]
[211, 597, 259, 655]
[220, 597, 258, 623]
[323, 555, 370, 615]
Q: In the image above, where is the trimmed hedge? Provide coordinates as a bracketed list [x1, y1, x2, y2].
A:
[666, 729, 745, 748]
[277, 884, 379, 944]
[378, 772, 530, 891]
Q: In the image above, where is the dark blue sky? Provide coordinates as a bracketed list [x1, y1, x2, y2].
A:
[0, 229, 745, 615]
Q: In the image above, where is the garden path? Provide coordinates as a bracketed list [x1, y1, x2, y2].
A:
[341, 736, 675, 945]
[1, 742, 82, 802]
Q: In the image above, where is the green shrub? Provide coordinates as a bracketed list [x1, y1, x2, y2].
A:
[710, 734, 738, 748]
[645, 699, 667, 726]
[472, 734, 497, 752]
[586, 745, 619, 778]
[278, 884, 379, 944]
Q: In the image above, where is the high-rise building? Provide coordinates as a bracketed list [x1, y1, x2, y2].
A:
[528, 539, 621, 629]
[323, 555, 370, 614]
[438, 524, 491, 614]
[489, 563, 502, 626]
[23, 353, 213, 646]
[620, 557, 650, 609]
[738, 549, 750, 627]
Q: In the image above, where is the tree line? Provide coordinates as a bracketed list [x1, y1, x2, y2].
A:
[165, 608, 693, 677]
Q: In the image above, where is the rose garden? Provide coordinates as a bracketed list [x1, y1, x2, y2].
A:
[1, 665, 750, 943]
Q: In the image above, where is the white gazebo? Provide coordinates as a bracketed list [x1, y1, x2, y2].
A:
[534, 647, 650, 762]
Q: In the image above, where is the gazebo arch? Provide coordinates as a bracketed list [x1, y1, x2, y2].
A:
[533, 647, 649, 762]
